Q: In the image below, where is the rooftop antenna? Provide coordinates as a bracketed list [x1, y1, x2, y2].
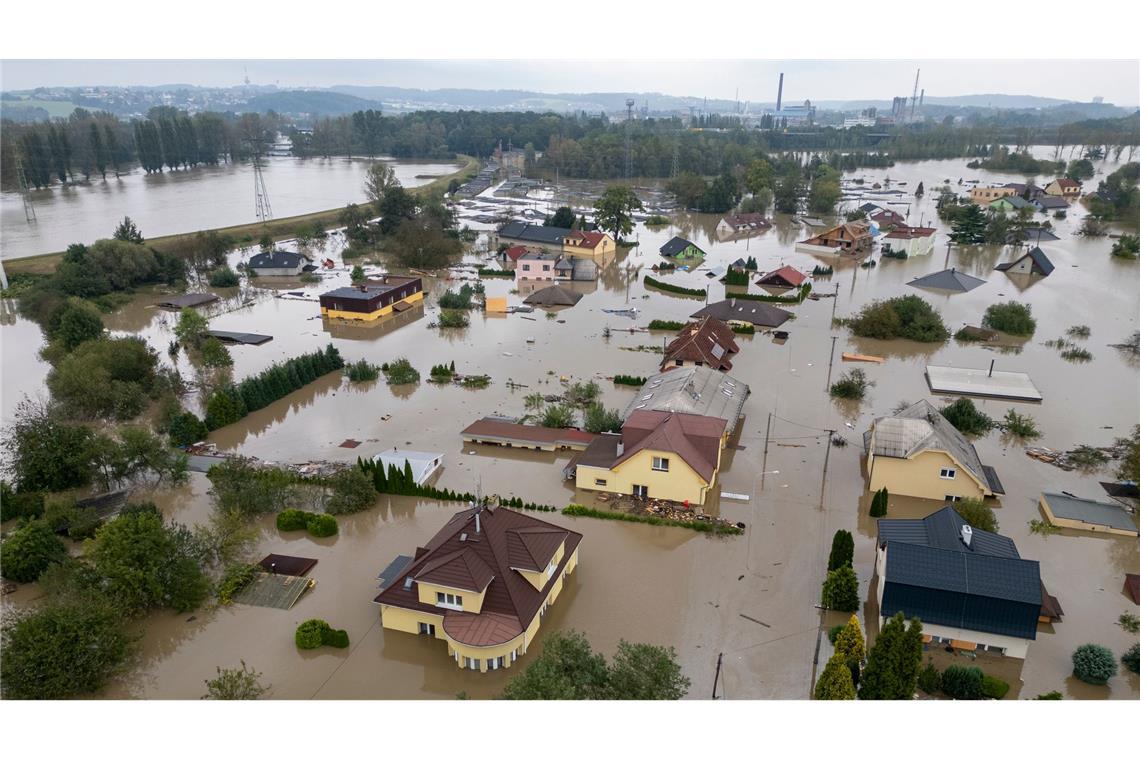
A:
[625, 98, 636, 180]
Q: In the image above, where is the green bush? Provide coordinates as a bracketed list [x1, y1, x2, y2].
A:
[1, 520, 68, 582]
[307, 514, 338, 538]
[0, 482, 46, 522]
[941, 665, 984, 699]
[722, 268, 749, 286]
[325, 628, 350, 648]
[1001, 409, 1041, 440]
[982, 301, 1036, 336]
[477, 267, 514, 278]
[168, 411, 208, 446]
[917, 662, 942, 694]
[276, 509, 310, 532]
[561, 503, 743, 535]
[847, 295, 948, 343]
[830, 369, 873, 399]
[1034, 691, 1063, 700]
[437, 284, 475, 309]
[438, 310, 470, 328]
[828, 624, 845, 644]
[344, 360, 380, 382]
[208, 268, 240, 288]
[953, 498, 999, 533]
[982, 674, 1010, 700]
[941, 397, 995, 436]
[295, 619, 330, 649]
[828, 529, 854, 571]
[869, 487, 889, 518]
[647, 320, 683, 331]
[1072, 643, 1118, 685]
[1121, 642, 1140, 674]
[820, 566, 859, 612]
[325, 468, 377, 515]
[383, 357, 420, 384]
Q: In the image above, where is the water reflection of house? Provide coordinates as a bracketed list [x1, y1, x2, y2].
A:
[875, 506, 1044, 658]
[374, 506, 582, 673]
[794, 221, 872, 255]
[318, 276, 424, 321]
[321, 302, 424, 340]
[863, 400, 1005, 501]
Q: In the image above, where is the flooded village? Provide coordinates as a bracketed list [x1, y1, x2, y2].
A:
[3, 109, 1140, 702]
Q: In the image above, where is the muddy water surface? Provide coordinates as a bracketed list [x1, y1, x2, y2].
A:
[3, 152, 1138, 699]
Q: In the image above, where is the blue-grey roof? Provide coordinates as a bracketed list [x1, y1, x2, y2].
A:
[248, 250, 306, 269]
[1034, 196, 1068, 209]
[908, 268, 986, 293]
[1041, 492, 1138, 533]
[877, 506, 1018, 557]
[995, 247, 1054, 276]
[878, 507, 1041, 641]
[993, 195, 1031, 209]
[498, 222, 569, 245]
[660, 236, 699, 256]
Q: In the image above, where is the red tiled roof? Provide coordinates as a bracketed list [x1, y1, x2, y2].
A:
[504, 245, 530, 261]
[375, 508, 583, 647]
[722, 213, 772, 230]
[415, 546, 496, 593]
[660, 317, 739, 372]
[461, 417, 596, 446]
[614, 411, 726, 483]
[566, 230, 609, 249]
[756, 265, 807, 287]
[1052, 178, 1079, 189]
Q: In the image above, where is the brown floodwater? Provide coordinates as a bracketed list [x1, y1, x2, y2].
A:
[2, 152, 1138, 699]
[0, 155, 462, 260]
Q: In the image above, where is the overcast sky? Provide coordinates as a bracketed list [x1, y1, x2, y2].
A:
[3, 60, 1138, 106]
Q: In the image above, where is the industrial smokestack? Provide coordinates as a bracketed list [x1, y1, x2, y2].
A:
[919, 89, 925, 107]
[776, 73, 784, 112]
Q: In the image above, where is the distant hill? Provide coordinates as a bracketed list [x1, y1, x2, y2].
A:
[243, 90, 381, 115]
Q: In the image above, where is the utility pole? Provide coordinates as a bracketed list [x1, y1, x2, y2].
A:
[624, 98, 635, 181]
[761, 412, 773, 489]
[824, 335, 838, 389]
[712, 652, 724, 699]
[819, 429, 835, 511]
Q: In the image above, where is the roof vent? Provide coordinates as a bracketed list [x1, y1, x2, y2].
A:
[460, 533, 468, 542]
[960, 524, 973, 548]
[403, 577, 414, 590]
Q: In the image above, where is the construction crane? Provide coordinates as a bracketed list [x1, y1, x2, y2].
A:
[910, 68, 921, 121]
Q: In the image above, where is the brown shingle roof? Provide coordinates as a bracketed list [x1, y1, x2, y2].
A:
[506, 527, 569, 572]
[614, 411, 726, 483]
[756, 266, 806, 287]
[415, 546, 496, 593]
[461, 417, 596, 447]
[375, 508, 583, 647]
[660, 317, 739, 372]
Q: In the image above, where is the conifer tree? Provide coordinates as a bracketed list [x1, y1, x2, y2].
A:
[828, 529, 854, 571]
[858, 612, 923, 700]
[834, 614, 866, 667]
[815, 653, 857, 700]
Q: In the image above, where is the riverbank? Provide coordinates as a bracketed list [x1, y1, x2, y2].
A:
[3, 154, 480, 276]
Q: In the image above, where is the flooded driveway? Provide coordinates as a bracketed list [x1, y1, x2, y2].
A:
[2, 150, 1138, 698]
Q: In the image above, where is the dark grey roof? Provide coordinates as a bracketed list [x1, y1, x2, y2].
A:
[882, 541, 1042, 640]
[877, 506, 1019, 558]
[660, 236, 699, 256]
[205, 330, 273, 345]
[908, 268, 986, 293]
[157, 293, 219, 309]
[522, 285, 583, 306]
[994, 195, 1031, 209]
[1034, 196, 1068, 209]
[691, 298, 792, 328]
[995, 247, 1054, 276]
[248, 250, 307, 269]
[1041, 492, 1138, 533]
[1022, 227, 1061, 242]
[982, 465, 1005, 495]
[498, 222, 569, 245]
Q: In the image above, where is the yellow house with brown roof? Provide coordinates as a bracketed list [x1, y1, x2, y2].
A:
[374, 507, 581, 672]
[563, 230, 616, 258]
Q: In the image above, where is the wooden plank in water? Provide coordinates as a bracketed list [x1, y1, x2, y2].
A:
[842, 352, 885, 363]
[233, 572, 315, 609]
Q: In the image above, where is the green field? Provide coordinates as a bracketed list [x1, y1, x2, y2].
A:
[2, 99, 79, 118]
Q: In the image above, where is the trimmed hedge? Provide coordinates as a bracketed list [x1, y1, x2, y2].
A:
[205, 345, 344, 430]
[295, 619, 350, 650]
[941, 665, 984, 700]
[307, 514, 338, 538]
[731, 323, 755, 335]
[276, 509, 310, 532]
[732, 282, 812, 304]
[982, 674, 1010, 700]
[613, 374, 647, 386]
[562, 503, 743, 535]
[643, 275, 706, 297]
[477, 267, 514, 278]
[647, 320, 683, 331]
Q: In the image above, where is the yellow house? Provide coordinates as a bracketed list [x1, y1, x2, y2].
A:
[969, 186, 1017, 204]
[864, 400, 1004, 501]
[374, 506, 582, 673]
[562, 230, 616, 259]
[485, 296, 508, 313]
[318, 276, 424, 321]
[570, 410, 728, 505]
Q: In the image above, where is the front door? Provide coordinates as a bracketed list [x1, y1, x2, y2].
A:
[633, 484, 648, 498]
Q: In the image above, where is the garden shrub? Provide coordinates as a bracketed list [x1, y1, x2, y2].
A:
[941, 397, 995, 435]
[828, 624, 845, 645]
[830, 369, 873, 399]
[982, 301, 1036, 336]
[820, 566, 859, 612]
[1072, 643, 1118, 685]
[917, 661, 942, 694]
[1121, 642, 1140, 674]
[981, 674, 1010, 700]
[869, 487, 889, 518]
[344, 360, 380, 382]
[941, 665, 984, 699]
[295, 619, 330, 649]
[647, 320, 683, 331]
[168, 410, 208, 446]
[208, 268, 240, 288]
[383, 357, 420, 384]
[0, 483, 46, 522]
[1, 519, 68, 582]
[324, 628, 350, 648]
[846, 295, 948, 342]
[276, 509, 310, 532]
[827, 529, 854, 571]
[306, 514, 338, 538]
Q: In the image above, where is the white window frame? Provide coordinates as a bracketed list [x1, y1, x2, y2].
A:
[945, 494, 962, 503]
[546, 559, 556, 580]
[594, 478, 607, 486]
[939, 467, 956, 480]
[435, 591, 464, 610]
[652, 456, 670, 472]
[633, 484, 648, 498]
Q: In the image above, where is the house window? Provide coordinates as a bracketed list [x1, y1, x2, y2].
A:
[652, 457, 670, 472]
[674, 359, 683, 366]
[464, 657, 480, 671]
[945, 494, 963, 503]
[435, 592, 463, 609]
[594, 478, 607, 486]
[418, 622, 436, 636]
[633, 484, 648, 498]
[542, 265, 550, 271]
[489, 656, 505, 671]
[546, 559, 556, 580]
[939, 468, 956, 480]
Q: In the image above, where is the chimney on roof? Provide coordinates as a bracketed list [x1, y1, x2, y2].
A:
[960, 524, 973, 548]
[616, 440, 625, 457]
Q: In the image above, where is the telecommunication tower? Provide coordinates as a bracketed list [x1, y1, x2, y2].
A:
[624, 98, 636, 180]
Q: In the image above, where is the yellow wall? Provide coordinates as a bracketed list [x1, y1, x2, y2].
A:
[485, 296, 507, 313]
[868, 448, 986, 501]
[1039, 496, 1139, 536]
[380, 546, 581, 673]
[514, 540, 566, 590]
[575, 447, 715, 505]
[321, 290, 424, 322]
[564, 237, 615, 259]
[415, 580, 487, 614]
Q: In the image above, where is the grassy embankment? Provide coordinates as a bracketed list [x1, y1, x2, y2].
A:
[4, 154, 481, 276]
